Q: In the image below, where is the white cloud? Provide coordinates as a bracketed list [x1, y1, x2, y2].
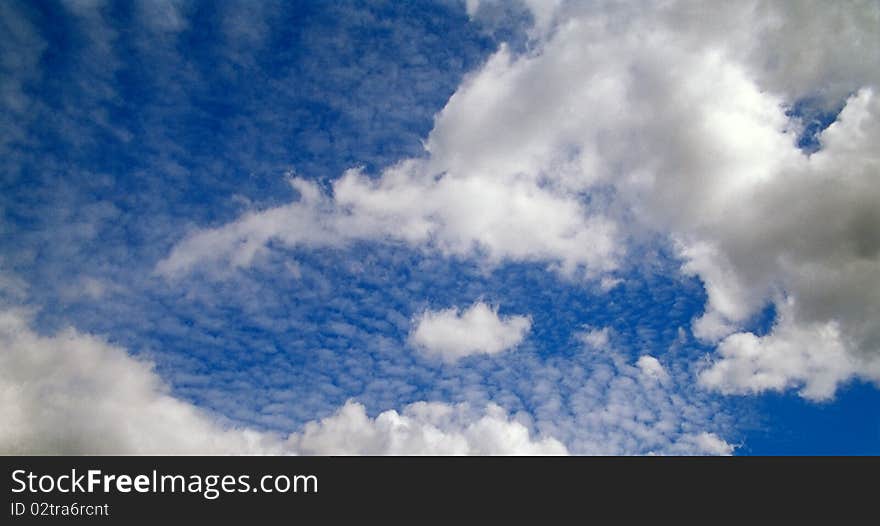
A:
[155, 178, 342, 277]
[288, 400, 566, 455]
[577, 326, 610, 350]
[446, 0, 880, 399]
[156, 0, 880, 400]
[667, 432, 736, 456]
[698, 300, 875, 401]
[0, 308, 563, 455]
[636, 355, 669, 384]
[0, 306, 735, 455]
[409, 301, 531, 362]
[535, 332, 734, 455]
[284, 337, 736, 455]
[0, 308, 285, 454]
[157, 162, 621, 280]
[682, 88, 880, 397]
[736, 0, 880, 104]
[464, 0, 481, 18]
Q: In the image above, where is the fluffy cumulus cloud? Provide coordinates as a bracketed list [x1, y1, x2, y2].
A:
[156, 0, 880, 402]
[1, 307, 733, 455]
[156, 162, 620, 280]
[687, 87, 880, 398]
[0, 308, 563, 455]
[409, 301, 531, 362]
[170, 0, 880, 401]
[698, 300, 874, 401]
[433, 0, 880, 399]
[7, 0, 878, 456]
[294, 331, 734, 455]
[0, 308, 282, 454]
[289, 400, 566, 455]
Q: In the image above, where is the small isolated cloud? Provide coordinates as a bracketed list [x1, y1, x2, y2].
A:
[636, 355, 669, 383]
[577, 326, 611, 350]
[409, 301, 531, 362]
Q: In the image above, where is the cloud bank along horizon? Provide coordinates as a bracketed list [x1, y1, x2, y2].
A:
[1, 0, 878, 454]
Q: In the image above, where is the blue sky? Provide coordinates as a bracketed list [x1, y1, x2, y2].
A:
[2, 1, 879, 455]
